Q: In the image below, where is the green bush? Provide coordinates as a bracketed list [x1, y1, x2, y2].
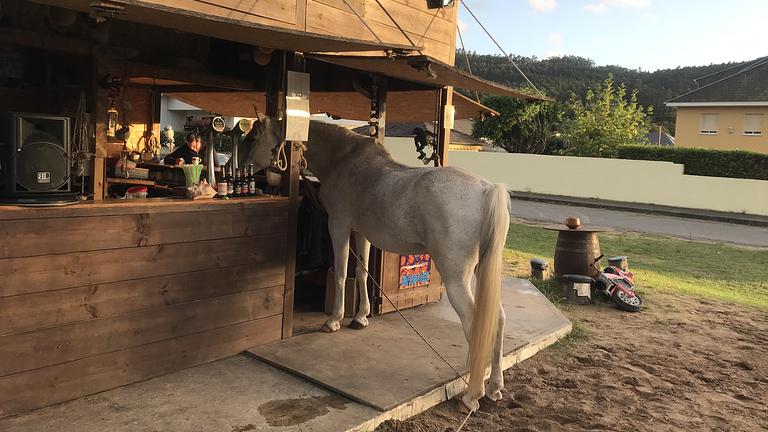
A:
[617, 145, 768, 180]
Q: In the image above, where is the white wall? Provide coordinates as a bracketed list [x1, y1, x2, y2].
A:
[384, 137, 768, 216]
[160, 95, 207, 132]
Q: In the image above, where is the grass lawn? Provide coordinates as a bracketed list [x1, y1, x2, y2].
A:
[504, 221, 768, 310]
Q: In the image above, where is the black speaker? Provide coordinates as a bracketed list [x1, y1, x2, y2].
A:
[1, 112, 78, 205]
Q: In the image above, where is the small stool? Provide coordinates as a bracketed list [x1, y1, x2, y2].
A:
[560, 274, 593, 305]
[608, 256, 629, 272]
[530, 257, 550, 280]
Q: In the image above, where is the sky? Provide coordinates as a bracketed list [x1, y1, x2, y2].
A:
[457, 0, 768, 71]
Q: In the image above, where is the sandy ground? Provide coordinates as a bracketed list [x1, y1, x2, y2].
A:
[378, 292, 768, 432]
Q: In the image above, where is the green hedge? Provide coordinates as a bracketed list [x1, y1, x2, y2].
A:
[616, 145, 768, 180]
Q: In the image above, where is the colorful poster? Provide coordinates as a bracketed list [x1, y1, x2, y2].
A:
[399, 254, 431, 289]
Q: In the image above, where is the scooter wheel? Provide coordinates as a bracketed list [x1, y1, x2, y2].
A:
[611, 288, 643, 312]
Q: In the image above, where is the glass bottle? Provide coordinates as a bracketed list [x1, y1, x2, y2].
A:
[248, 164, 256, 196]
[234, 168, 241, 197]
[226, 166, 234, 197]
[240, 166, 249, 196]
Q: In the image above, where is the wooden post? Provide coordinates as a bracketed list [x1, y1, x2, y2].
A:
[91, 51, 113, 200]
[368, 74, 388, 315]
[374, 75, 388, 139]
[296, 0, 307, 31]
[436, 86, 454, 166]
[280, 51, 304, 339]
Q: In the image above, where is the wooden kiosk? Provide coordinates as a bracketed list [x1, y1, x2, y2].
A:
[0, 0, 544, 418]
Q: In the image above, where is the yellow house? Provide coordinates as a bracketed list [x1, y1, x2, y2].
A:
[666, 57, 768, 154]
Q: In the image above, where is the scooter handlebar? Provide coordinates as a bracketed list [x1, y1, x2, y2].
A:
[594, 254, 605, 263]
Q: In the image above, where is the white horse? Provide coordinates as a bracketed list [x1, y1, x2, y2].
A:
[241, 118, 510, 411]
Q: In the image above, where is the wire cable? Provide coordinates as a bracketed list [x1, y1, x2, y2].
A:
[456, 25, 480, 102]
[373, 0, 422, 54]
[347, 247, 474, 431]
[347, 247, 469, 387]
[459, 0, 545, 98]
[340, 0, 385, 44]
[415, 9, 441, 51]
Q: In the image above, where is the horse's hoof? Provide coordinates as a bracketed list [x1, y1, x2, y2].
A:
[348, 318, 368, 330]
[486, 390, 503, 402]
[486, 380, 504, 401]
[322, 322, 340, 333]
[458, 397, 479, 414]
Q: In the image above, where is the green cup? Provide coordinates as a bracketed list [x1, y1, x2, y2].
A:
[182, 164, 203, 187]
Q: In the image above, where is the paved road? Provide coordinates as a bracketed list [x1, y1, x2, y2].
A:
[509, 199, 768, 248]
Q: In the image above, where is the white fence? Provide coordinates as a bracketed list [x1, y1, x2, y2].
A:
[384, 138, 768, 216]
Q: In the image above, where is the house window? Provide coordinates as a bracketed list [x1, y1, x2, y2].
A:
[744, 114, 763, 136]
[699, 113, 719, 135]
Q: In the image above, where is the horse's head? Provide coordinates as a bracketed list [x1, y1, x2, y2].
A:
[237, 116, 283, 173]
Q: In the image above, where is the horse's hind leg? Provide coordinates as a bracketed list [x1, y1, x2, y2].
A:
[440, 262, 485, 411]
[486, 304, 506, 401]
[349, 234, 371, 330]
[324, 220, 351, 333]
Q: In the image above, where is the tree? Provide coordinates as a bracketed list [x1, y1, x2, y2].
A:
[472, 95, 564, 154]
[455, 51, 752, 133]
[560, 75, 651, 157]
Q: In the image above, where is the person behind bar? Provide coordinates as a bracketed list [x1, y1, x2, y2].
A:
[163, 132, 219, 167]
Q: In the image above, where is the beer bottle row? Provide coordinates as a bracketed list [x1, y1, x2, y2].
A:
[216, 164, 259, 198]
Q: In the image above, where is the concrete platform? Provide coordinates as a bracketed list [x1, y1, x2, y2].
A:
[0, 278, 570, 432]
[248, 278, 567, 411]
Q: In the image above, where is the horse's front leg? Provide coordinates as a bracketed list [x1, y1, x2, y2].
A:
[323, 221, 351, 333]
[349, 234, 371, 330]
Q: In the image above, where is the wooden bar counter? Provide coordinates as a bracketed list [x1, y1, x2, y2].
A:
[0, 197, 291, 417]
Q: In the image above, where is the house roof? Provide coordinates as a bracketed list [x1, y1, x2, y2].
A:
[666, 57, 768, 106]
[352, 122, 486, 147]
[644, 131, 675, 146]
[307, 54, 550, 102]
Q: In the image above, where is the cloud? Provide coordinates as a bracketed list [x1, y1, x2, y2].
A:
[548, 32, 563, 45]
[457, 18, 469, 35]
[584, 0, 651, 14]
[529, 0, 557, 12]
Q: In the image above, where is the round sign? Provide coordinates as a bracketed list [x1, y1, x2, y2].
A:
[238, 118, 253, 134]
[211, 116, 226, 132]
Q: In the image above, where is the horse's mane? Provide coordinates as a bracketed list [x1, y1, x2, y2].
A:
[309, 120, 394, 161]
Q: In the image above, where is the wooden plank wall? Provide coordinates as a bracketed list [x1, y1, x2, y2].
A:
[0, 200, 289, 417]
[306, 0, 457, 63]
[145, 0, 299, 28]
[379, 252, 443, 314]
[139, 0, 457, 63]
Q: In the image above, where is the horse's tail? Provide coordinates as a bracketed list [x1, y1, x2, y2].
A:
[466, 183, 509, 404]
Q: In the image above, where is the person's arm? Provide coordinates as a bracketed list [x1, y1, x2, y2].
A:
[163, 145, 186, 165]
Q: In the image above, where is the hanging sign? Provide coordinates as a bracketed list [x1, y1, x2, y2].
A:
[399, 254, 432, 290]
[285, 71, 310, 142]
[211, 116, 226, 133]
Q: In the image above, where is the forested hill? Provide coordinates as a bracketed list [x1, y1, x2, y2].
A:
[456, 52, 752, 129]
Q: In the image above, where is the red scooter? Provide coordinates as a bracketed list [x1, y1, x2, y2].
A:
[591, 254, 643, 312]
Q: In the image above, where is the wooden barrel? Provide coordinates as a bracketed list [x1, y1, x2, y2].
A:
[553, 231, 601, 278]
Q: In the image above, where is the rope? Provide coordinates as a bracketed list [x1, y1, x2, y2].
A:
[373, 0, 422, 54]
[456, 26, 480, 102]
[340, 0, 384, 44]
[459, 0, 545, 98]
[455, 409, 474, 432]
[273, 141, 288, 171]
[347, 247, 469, 387]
